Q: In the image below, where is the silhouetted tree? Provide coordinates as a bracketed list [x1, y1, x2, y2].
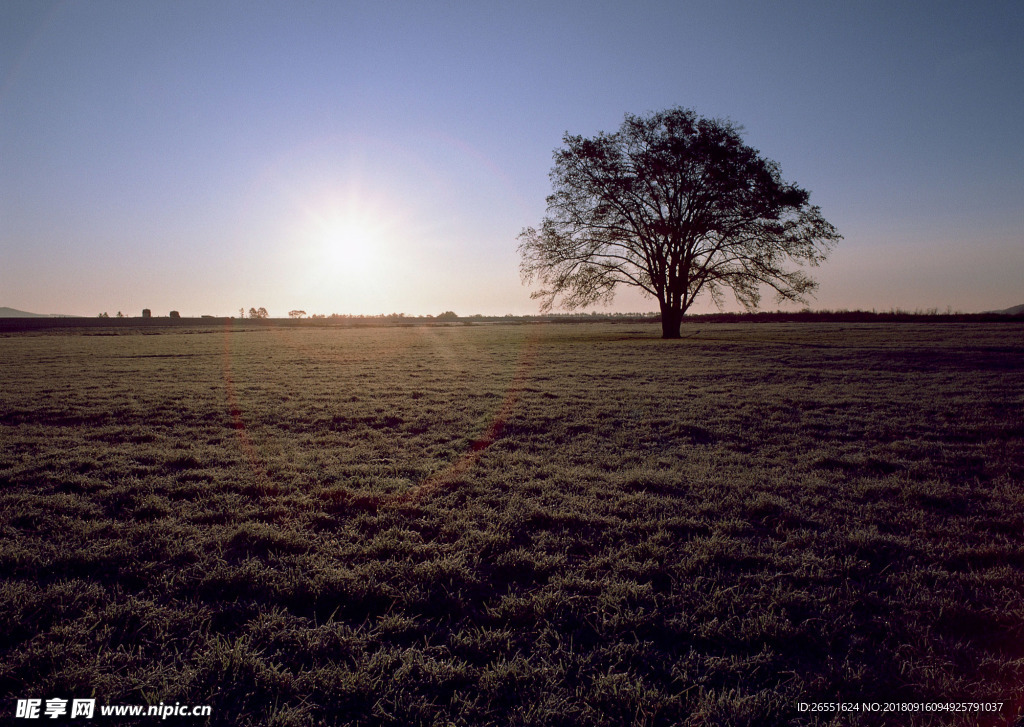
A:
[248, 307, 269, 319]
[288, 310, 306, 319]
[518, 107, 841, 338]
[436, 311, 458, 320]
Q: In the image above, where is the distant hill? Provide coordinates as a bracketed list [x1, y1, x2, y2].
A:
[986, 303, 1024, 315]
[0, 307, 78, 318]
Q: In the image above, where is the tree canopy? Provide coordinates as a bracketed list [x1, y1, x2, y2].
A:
[518, 107, 842, 338]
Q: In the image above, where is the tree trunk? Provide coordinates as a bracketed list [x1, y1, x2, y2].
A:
[659, 303, 682, 339]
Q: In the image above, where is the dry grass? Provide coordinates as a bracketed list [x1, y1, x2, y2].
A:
[1, 321, 1023, 725]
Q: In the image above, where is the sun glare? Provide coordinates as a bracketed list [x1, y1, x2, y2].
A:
[292, 187, 421, 312]
[319, 216, 379, 273]
[305, 197, 394, 286]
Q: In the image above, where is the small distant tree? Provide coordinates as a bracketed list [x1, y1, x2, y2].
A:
[288, 310, 306, 319]
[142, 309, 152, 318]
[248, 307, 269, 319]
[519, 107, 841, 338]
[98, 312, 109, 318]
[239, 308, 245, 319]
[436, 311, 458, 320]
[169, 311, 181, 318]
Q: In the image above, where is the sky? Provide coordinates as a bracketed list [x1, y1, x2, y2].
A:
[1, 0, 1022, 317]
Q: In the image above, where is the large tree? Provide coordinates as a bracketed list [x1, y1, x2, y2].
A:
[519, 108, 841, 338]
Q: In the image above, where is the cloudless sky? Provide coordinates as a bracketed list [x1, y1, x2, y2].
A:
[2, 0, 1021, 317]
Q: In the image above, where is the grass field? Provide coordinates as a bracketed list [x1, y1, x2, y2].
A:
[1, 321, 1023, 725]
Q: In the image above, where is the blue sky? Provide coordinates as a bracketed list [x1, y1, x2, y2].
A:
[2, 0, 1021, 316]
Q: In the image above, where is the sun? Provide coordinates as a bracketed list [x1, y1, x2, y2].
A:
[319, 216, 379, 273]
[307, 201, 392, 281]
[292, 188, 415, 311]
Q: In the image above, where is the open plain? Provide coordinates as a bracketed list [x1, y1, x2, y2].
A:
[1, 321, 1023, 725]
